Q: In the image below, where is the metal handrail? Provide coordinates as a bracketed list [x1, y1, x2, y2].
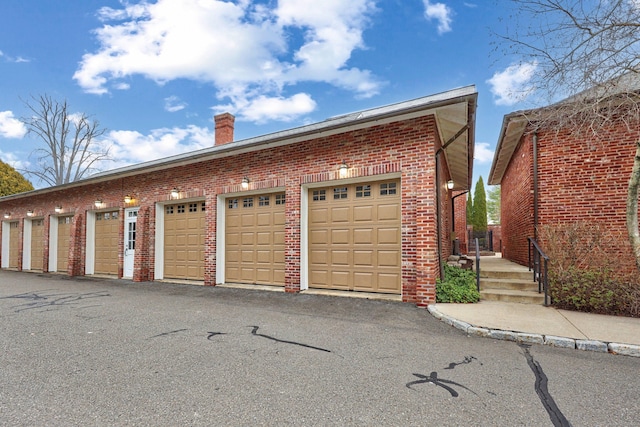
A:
[475, 238, 480, 292]
[528, 237, 550, 306]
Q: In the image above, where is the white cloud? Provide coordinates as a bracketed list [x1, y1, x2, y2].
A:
[474, 142, 494, 163]
[103, 125, 214, 170]
[0, 150, 30, 170]
[213, 93, 316, 123]
[0, 111, 27, 138]
[164, 96, 187, 112]
[74, 0, 381, 122]
[0, 50, 30, 63]
[423, 1, 453, 34]
[487, 62, 538, 106]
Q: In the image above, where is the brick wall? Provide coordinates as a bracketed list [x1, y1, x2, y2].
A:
[488, 224, 502, 252]
[536, 121, 640, 267]
[501, 132, 534, 266]
[0, 115, 456, 306]
[453, 190, 468, 253]
[501, 116, 640, 268]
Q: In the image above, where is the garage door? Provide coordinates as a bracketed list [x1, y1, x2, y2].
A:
[57, 216, 72, 272]
[164, 201, 206, 280]
[308, 180, 401, 293]
[225, 192, 285, 286]
[95, 210, 119, 275]
[8, 221, 19, 269]
[30, 219, 45, 271]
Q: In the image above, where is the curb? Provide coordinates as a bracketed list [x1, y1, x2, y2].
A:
[427, 305, 640, 358]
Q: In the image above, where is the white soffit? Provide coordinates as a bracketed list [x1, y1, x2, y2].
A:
[488, 115, 528, 185]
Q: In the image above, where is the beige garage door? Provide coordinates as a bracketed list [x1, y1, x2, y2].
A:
[225, 192, 285, 286]
[57, 216, 72, 272]
[95, 210, 119, 275]
[30, 219, 45, 271]
[8, 221, 19, 269]
[308, 180, 401, 293]
[164, 201, 206, 280]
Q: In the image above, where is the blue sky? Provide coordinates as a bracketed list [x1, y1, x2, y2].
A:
[0, 0, 535, 189]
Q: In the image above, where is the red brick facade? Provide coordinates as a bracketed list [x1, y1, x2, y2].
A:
[500, 132, 534, 265]
[493, 115, 640, 267]
[0, 88, 477, 306]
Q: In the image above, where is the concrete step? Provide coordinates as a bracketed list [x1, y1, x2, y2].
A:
[480, 277, 539, 292]
[480, 289, 546, 304]
[478, 269, 532, 281]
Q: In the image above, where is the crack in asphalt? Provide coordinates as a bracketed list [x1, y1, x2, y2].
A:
[149, 329, 189, 339]
[520, 344, 572, 427]
[249, 325, 331, 353]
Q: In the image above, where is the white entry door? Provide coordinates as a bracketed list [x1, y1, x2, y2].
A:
[124, 208, 139, 278]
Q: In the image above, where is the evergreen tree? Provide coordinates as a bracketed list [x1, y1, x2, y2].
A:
[472, 176, 488, 233]
[0, 160, 34, 197]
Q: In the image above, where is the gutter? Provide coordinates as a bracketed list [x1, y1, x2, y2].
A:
[1, 86, 477, 202]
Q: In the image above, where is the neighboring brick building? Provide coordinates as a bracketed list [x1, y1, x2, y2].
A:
[489, 103, 640, 267]
[0, 86, 477, 306]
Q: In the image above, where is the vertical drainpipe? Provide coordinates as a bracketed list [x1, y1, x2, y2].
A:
[533, 132, 539, 239]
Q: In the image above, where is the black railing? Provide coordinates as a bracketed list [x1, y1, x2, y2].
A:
[475, 238, 480, 292]
[528, 237, 550, 306]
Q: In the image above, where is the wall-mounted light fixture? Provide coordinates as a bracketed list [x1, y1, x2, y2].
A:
[241, 177, 250, 190]
[338, 161, 349, 178]
[447, 180, 455, 190]
[94, 200, 103, 208]
[170, 188, 180, 199]
[27, 210, 34, 217]
[55, 206, 62, 213]
[124, 195, 132, 204]
[3, 212, 10, 219]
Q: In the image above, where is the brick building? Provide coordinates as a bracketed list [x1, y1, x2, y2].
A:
[489, 102, 640, 267]
[0, 86, 477, 306]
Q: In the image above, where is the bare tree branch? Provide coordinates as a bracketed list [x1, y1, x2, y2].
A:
[496, 0, 640, 271]
[20, 95, 110, 186]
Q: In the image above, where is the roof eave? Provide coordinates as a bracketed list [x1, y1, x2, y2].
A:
[1, 85, 478, 202]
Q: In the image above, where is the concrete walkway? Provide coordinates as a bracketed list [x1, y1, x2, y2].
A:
[429, 255, 640, 357]
[252, 253, 640, 357]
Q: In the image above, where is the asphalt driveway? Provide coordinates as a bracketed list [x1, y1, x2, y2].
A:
[1, 270, 638, 426]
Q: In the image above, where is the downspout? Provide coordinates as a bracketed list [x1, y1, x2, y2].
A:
[533, 132, 539, 239]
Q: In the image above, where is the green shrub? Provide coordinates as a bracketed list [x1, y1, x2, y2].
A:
[436, 264, 480, 303]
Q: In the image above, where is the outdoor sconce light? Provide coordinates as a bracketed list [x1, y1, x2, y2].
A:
[3, 212, 10, 219]
[27, 210, 34, 217]
[338, 161, 348, 178]
[55, 206, 62, 213]
[170, 188, 180, 199]
[94, 200, 103, 208]
[241, 177, 250, 190]
[124, 195, 132, 204]
[447, 180, 454, 190]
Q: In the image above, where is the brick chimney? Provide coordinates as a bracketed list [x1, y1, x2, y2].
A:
[214, 113, 235, 146]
